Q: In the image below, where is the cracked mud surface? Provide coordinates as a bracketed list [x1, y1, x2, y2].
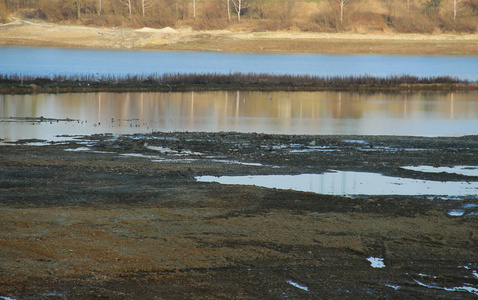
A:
[1, 132, 478, 299]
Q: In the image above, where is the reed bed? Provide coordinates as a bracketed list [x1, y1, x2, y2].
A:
[157, 73, 468, 86]
[0, 72, 468, 85]
[0, 72, 471, 89]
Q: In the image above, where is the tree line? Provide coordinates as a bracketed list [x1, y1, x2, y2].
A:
[1, 0, 477, 33]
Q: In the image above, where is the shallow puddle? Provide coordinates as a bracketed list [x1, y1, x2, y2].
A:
[412, 278, 478, 295]
[145, 144, 203, 156]
[403, 166, 478, 177]
[195, 171, 478, 196]
[286, 280, 309, 291]
[389, 269, 478, 296]
[367, 257, 386, 268]
[446, 203, 478, 216]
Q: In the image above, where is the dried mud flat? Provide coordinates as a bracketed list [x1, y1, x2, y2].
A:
[1, 132, 478, 299]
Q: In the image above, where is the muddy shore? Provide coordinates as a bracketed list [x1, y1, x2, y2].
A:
[1, 132, 478, 299]
[1, 82, 478, 95]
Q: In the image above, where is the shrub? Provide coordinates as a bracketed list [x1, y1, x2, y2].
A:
[424, 0, 443, 18]
[393, 13, 436, 33]
[441, 16, 478, 33]
[192, 1, 228, 30]
[0, 1, 9, 24]
[309, 10, 338, 32]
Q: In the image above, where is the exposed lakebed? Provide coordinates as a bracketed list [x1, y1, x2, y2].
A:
[1, 131, 478, 298]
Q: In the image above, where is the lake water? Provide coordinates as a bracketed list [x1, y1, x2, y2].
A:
[2, 47, 478, 141]
[1, 46, 478, 80]
[1, 90, 478, 141]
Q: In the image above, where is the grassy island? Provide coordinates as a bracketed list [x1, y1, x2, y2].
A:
[1, 73, 477, 94]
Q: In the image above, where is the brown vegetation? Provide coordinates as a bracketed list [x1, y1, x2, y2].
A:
[1, 73, 476, 94]
[2, 0, 478, 33]
[1, 73, 469, 86]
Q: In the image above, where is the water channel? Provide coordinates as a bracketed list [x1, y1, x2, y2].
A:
[2, 90, 478, 141]
[1, 46, 478, 80]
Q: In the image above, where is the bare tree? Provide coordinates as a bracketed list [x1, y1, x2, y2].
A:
[284, 0, 295, 23]
[142, 0, 154, 17]
[75, 0, 81, 19]
[174, 0, 188, 20]
[97, 0, 102, 15]
[192, 0, 200, 18]
[119, 0, 132, 19]
[68, 0, 85, 20]
[231, 0, 246, 22]
[382, 0, 393, 24]
[335, 0, 350, 25]
[226, 0, 231, 23]
[453, 0, 460, 20]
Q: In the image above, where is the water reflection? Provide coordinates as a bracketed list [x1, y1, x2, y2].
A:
[195, 171, 478, 196]
[1, 90, 478, 141]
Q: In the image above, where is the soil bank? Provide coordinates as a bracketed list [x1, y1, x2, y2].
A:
[2, 82, 478, 95]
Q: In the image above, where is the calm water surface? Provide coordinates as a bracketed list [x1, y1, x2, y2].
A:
[1, 90, 478, 141]
[1, 46, 478, 80]
[196, 171, 478, 196]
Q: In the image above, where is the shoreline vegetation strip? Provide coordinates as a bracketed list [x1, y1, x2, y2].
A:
[1, 73, 477, 93]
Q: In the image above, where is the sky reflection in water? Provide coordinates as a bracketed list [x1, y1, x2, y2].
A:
[195, 171, 478, 196]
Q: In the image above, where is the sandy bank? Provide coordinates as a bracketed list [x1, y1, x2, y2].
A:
[1, 18, 478, 54]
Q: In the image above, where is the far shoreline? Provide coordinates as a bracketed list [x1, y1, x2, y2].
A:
[1, 18, 478, 55]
